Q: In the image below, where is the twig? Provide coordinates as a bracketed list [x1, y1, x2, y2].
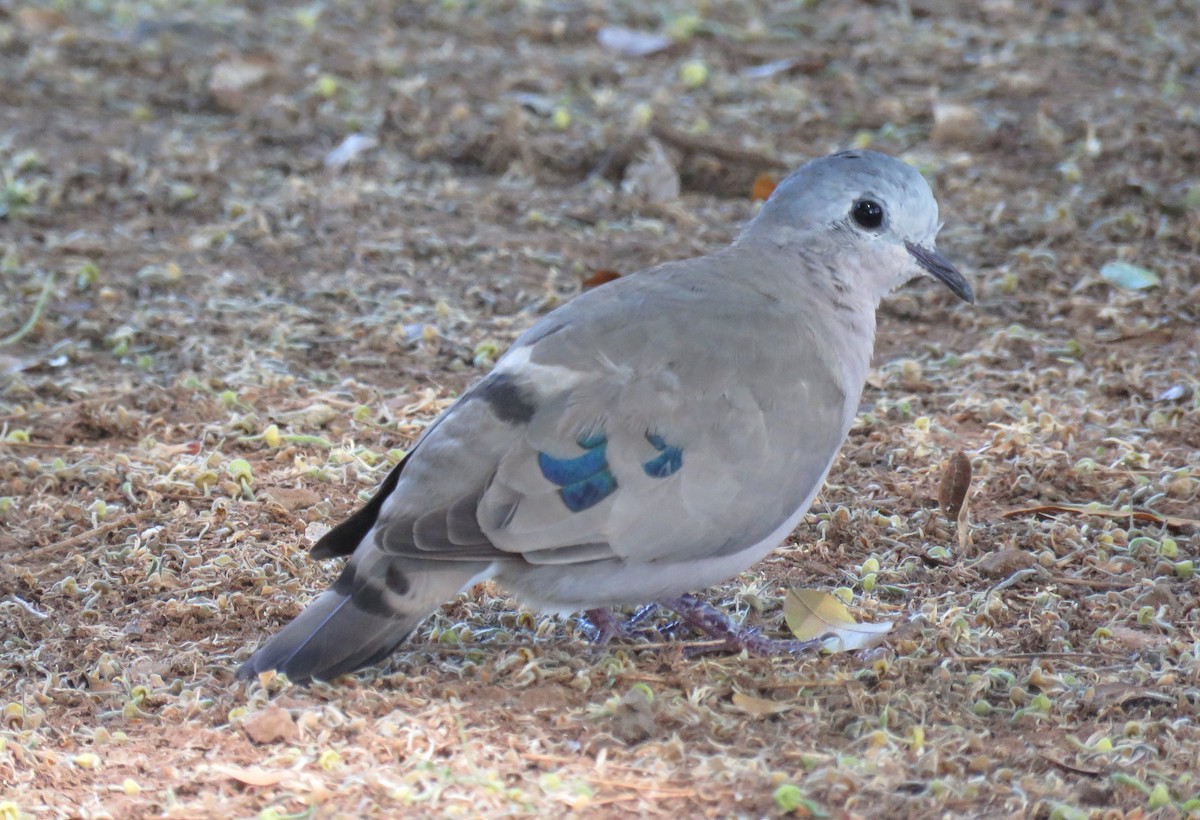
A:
[759, 677, 865, 690]
[0, 389, 169, 424]
[8, 596, 49, 619]
[916, 652, 1125, 665]
[394, 638, 731, 655]
[990, 567, 1044, 592]
[523, 753, 641, 772]
[14, 510, 155, 564]
[0, 271, 55, 347]
[589, 795, 656, 808]
[649, 123, 787, 170]
[584, 777, 698, 798]
[615, 638, 728, 652]
[1002, 503, 1198, 531]
[1046, 576, 1134, 590]
[1038, 751, 1102, 777]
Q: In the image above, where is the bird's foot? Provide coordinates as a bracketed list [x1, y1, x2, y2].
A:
[578, 604, 660, 644]
[579, 608, 627, 643]
[662, 593, 825, 658]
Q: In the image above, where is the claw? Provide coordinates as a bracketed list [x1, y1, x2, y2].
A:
[579, 603, 664, 644]
[662, 594, 825, 657]
[578, 608, 629, 644]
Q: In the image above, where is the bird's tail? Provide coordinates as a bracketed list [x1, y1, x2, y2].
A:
[237, 557, 492, 684]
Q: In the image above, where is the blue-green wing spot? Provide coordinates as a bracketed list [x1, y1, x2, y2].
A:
[538, 432, 618, 512]
[643, 432, 683, 478]
[537, 441, 607, 486]
[559, 470, 617, 512]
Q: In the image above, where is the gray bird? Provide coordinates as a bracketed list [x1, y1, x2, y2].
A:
[237, 149, 974, 683]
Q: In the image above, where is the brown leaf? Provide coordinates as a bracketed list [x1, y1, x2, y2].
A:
[975, 549, 1036, 579]
[582, 269, 623, 290]
[930, 102, 983, 145]
[1086, 683, 1174, 710]
[262, 486, 323, 512]
[1106, 626, 1172, 652]
[607, 688, 657, 744]
[751, 173, 777, 201]
[240, 704, 297, 744]
[938, 451, 972, 519]
[276, 403, 338, 429]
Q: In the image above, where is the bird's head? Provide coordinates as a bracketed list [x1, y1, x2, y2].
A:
[743, 149, 974, 305]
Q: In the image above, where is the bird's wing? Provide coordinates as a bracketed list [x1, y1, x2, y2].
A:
[315, 256, 850, 570]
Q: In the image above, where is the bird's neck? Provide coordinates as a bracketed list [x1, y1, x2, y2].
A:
[729, 238, 880, 405]
[813, 249, 882, 387]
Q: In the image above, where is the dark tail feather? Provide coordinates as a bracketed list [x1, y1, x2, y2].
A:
[237, 590, 418, 683]
[237, 559, 491, 684]
[309, 458, 407, 560]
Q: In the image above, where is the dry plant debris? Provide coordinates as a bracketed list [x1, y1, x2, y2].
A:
[1, 0, 1198, 816]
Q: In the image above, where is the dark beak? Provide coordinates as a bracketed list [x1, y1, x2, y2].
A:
[905, 241, 974, 304]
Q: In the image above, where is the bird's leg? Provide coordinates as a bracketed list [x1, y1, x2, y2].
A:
[662, 594, 826, 658]
[578, 603, 662, 644]
[627, 603, 660, 629]
[578, 608, 630, 644]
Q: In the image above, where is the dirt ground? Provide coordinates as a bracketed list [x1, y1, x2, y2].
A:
[1, 0, 1198, 816]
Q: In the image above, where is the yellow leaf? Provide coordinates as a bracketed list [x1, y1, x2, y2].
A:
[783, 588, 893, 653]
[731, 692, 791, 716]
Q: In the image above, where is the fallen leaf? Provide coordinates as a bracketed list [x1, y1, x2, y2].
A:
[507, 91, 556, 117]
[1105, 626, 1172, 651]
[783, 589, 893, 653]
[596, 26, 672, 57]
[325, 133, 379, 171]
[607, 687, 657, 744]
[262, 486, 323, 512]
[1156, 384, 1187, 402]
[1086, 683, 1175, 710]
[621, 138, 680, 204]
[582, 269, 623, 290]
[0, 354, 34, 375]
[209, 55, 276, 111]
[751, 173, 777, 201]
[1099, 261, 1160, 291]
[304, 521, 332, 545]
[938, 451, 972, 519]
[731, 691, 790, 716]
[931, 102, 983, 145]
[276, 403, 338, 429]
[742, 59, 799, 79]
[213, 764, 287, 787]
[240, 704, 297, 744]
[975, 549, 1036, 579]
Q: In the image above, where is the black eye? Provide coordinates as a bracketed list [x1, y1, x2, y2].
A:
[851, 199, 884, 230]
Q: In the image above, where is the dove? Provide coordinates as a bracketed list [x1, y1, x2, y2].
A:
[237, 149, 973, 683]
